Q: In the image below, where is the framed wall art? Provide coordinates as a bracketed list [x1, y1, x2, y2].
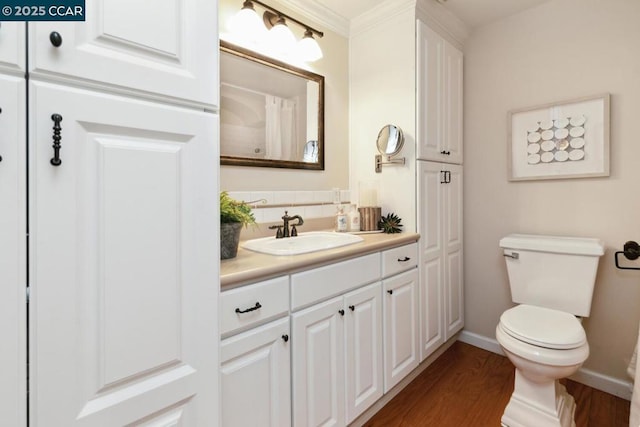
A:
[508, 93, 610, 181]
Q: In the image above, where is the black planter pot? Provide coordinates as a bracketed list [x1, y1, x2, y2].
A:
[220, 222, 243, 260]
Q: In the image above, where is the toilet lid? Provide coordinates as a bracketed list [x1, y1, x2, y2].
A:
[500, 304, 586, 350]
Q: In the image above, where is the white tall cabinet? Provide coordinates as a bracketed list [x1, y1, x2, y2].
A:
[1, 1, 220, 425]
[417, 19, 464, 362]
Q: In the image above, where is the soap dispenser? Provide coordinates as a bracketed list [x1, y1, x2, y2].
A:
[336, 206, 348, 232]
[348, 205, 360, 232]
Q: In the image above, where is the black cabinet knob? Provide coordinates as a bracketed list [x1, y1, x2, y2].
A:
[387, 289, 393, 295]
[349, 305, 355, 311]
[282, 334, 289, 343]
[338, 309, 345, 316]
[49, 31, 63, 47]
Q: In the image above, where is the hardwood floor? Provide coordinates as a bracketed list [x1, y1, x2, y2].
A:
[365, 341, 630, 427]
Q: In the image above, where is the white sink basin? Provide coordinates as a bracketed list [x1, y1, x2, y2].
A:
[242, 231, 364, 256]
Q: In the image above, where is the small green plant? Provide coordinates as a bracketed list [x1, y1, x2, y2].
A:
[378, 212, 403, 234]
[220, 191, 256, 226]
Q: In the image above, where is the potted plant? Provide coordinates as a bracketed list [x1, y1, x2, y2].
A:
[220, 191, 256, 260]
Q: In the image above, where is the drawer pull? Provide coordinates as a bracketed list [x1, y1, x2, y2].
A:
[282, 334, 289, 343]
[397, 256, 411, 262]
[349, 305, 355, 311]
[338, 309, 345, 316]
[387, 289, 393, 295]
[235, 302, 262, 314]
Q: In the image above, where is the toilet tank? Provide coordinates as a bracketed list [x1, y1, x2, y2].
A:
[500, 234, 605, 317]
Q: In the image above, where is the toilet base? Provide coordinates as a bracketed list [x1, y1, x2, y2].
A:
[501, 371, 576, 427]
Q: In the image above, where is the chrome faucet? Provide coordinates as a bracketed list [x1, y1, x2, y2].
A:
[269, 211, 304, 238]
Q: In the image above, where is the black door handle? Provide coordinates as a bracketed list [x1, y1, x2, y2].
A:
[50, 114, 63, 166]
[235, 302, 262, 314]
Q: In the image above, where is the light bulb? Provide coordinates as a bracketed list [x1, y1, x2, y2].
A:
[266, 16, 296, 55]
[230, 1, 266, 43]
[297, 29, 323, 62]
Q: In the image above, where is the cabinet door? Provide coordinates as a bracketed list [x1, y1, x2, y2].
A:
[443, 42, 463, 164]
[416, 21, 463, 164]
[29, 81, 219, 426]
[416, 21, 443, 162]
[0, 23, 25, 73]
[444, 165, 464, 339]
[29, 0, 218, 107]
[417, 162, 445, 360]
[383, 269, 419, 393]
[221, 318, 291, 427]
[0, 75, 26, 427]
[292, 296, 345, 427]
[344, 282, 383, 424]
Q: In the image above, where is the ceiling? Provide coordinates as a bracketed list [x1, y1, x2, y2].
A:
[315, 0, 551, 29]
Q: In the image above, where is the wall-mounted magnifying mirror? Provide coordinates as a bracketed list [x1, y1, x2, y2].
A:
[375, 124, 406, 173]
[219, 40, 324, 170]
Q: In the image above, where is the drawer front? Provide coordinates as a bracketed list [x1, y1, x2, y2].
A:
[382, 243, 418, 278]
[221, 276, 289, 336]
[291, 253, 381, 311]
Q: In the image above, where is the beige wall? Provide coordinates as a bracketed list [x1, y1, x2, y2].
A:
[464, 0, 640, 382]
[349, 5, 417, 233]
[219, 0, 349, 191]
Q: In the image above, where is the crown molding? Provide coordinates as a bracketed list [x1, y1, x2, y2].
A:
[350, 0, 416, 38]
[415, 0, 469, 49]
[274, 0, 350, 37]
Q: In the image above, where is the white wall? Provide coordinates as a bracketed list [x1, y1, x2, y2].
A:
[350, 3, 417, 232]
[464, 0, 640, 383]
[219, 0, 349, 191]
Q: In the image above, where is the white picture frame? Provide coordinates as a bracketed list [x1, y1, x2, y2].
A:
[508, 93, 610, 181]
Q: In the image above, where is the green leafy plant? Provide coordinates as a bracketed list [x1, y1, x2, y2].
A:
[378, 212, 403, 234]
[220, 191, 256, 226]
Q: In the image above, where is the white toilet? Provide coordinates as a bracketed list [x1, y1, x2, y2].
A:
[496, 234, 604, 427]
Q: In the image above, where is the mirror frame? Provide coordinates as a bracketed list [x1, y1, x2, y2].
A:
[219, 40, 325, 170]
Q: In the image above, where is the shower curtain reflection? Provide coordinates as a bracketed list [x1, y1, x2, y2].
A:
[265, 95, 297, 161]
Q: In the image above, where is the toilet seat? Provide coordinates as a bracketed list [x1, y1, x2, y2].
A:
[500, 304, 586, 349]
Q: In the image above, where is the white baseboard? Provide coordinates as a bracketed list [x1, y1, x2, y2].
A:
[457, 330, 633, 401]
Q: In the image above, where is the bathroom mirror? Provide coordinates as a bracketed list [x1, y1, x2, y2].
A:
[219, 40, 325, 170]
[376, 124, 404, 156]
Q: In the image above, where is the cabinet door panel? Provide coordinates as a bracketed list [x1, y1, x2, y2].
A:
[29, 81, 218, 426]
[344, 282, 383, 423]
[221, 318, 291, 427]
[29, 0, 217, 106]
[0, 75, 26, 427]
[383, 269, 419, 393]
[416, 21, 443, 161]
[0, 23, 25, 73]
[444, 165, 463, 338]
[292, 296, 345, 427]
[444, 42, 463, 164]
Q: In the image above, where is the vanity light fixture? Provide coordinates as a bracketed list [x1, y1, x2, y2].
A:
[230, 0, 324, 62]
[229, 0, 267, 42]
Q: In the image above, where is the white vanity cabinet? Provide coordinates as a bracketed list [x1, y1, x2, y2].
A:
[381, 245, 420, 393]
[220, 277, 291, 427]
[291, 253, 382, 427]
[292, 295, 347, 427]
[221, 317, 291, 427]
[344, 282, 384, 423]
[417, 20, 463, 164]
[418, 161, 464, 361]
